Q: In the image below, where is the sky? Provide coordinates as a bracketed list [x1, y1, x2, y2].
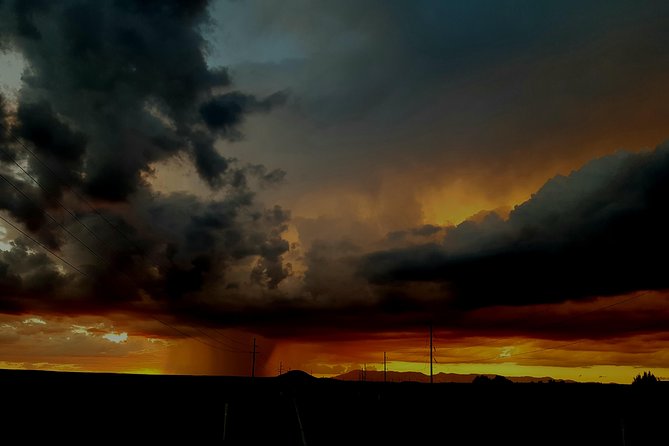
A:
[1, 0, 669, 383]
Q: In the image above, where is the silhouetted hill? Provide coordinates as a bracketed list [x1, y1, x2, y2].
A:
[472, 374, 513, 384]
[276, 369, 316, 383]
[335, 370, 575, 383]
[1, 368, 667, 445]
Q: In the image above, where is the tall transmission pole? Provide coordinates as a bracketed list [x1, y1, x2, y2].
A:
[429, 322, 433, 384]
[251, 337, 257, 378]
[383, 352, 387, 383]
[279, 361, 283, 376]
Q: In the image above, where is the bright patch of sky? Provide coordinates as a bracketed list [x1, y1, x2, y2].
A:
[0, 50, 25, 98]
[103, 332, 128, 344]
[23, 317, 46, 325]
[499, 347, 513, 358]
[70, 325, 91, 335]
[0, 225, 11, 251]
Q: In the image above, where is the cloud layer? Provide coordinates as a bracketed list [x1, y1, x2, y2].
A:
[0, 0, 668, 348]
[0, 0, 290, 315]
[364, 144, 669, 308]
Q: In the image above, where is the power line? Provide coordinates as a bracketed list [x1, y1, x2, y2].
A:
[7, 136, 260, 351]
[8, 135, 266, 356]
[4, 136, 257, 356]
[0, 169, 244, 356]
[0, 171, 107, 264]
[151, 316, 250, 354]
[6, 135, 660, 371]
[211, 328, 249, 346]
[9, 135, 143, 253]
[0, 168, 147, 291]
[188, 326, 250, 353]
[0, 213, 88, 276]
[0, 145, 109, 249]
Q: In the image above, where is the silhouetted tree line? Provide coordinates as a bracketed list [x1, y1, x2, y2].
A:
[632, 371, 658, 385]
[472, 375, 513, 385]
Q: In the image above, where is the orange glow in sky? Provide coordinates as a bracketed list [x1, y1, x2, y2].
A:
[3, 0, 669, 387]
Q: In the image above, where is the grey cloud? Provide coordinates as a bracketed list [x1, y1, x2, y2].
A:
[1, 0, 286, 201]
[245, 164, 287, 188]
[200, 91, 287, 136]
[303, 239, 367, 301]
[386, 224, 445, 243]
[0, 1, 292, 316]
[207, 0, 669, 212]
[363, 143, 669, 308]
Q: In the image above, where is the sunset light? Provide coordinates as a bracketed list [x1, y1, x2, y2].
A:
[1, 1, 669, 442]
[102, 332, 128, 344]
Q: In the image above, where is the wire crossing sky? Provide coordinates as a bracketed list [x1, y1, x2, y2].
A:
[1, 0, 669, 382]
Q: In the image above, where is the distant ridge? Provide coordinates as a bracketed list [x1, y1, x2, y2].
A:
[334, 370, 575, 384]
[276, 369, 316, 383]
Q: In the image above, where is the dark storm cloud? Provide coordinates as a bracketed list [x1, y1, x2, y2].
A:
[14, 100, 87, 203]
[363, 143, 669, 308]
[1, 0, 285, 200]
[0, 239, 71, 293]
[218, 0, 669, 123]
[246, 164, 287, 188]
[191, 134, 230, 188]
[16, 101, 86, 163]
[209, 0, 669, 207]
[200, 91, 287, 136]
[0, 1, 291, 314]
[1, 0, 669, 341]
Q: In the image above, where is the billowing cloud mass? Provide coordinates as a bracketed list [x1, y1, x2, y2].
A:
[209, 0, 669, 224]
[0, 0, 290, 315]
[364, 145, 669, 308]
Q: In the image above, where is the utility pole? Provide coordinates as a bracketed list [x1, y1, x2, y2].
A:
[251, 337, 257, 378]
[222, 402, 229, 442]
[429, 322, 433, 384]
[279, 361, 283, 376]
[383, 352, 387, 383]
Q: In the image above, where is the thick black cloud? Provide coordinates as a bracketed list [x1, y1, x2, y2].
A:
[14, 100, 87, 203]
[2, 0, 669, 340]
[200, 91, 287, 136]
[363, 144, 669, 308]
[0, 0, 285, 200]
[16, 101, 86, 163]
[0, 1, 292, 315]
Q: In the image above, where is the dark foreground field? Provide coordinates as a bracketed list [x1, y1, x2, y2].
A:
[2, 369, 667, 445]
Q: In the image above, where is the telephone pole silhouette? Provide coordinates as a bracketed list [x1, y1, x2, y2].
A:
[251, 337, 257, 378]
[279, 361, 283, 376]
[429, 322, 433, 384]
[383, 352, 387, 383]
